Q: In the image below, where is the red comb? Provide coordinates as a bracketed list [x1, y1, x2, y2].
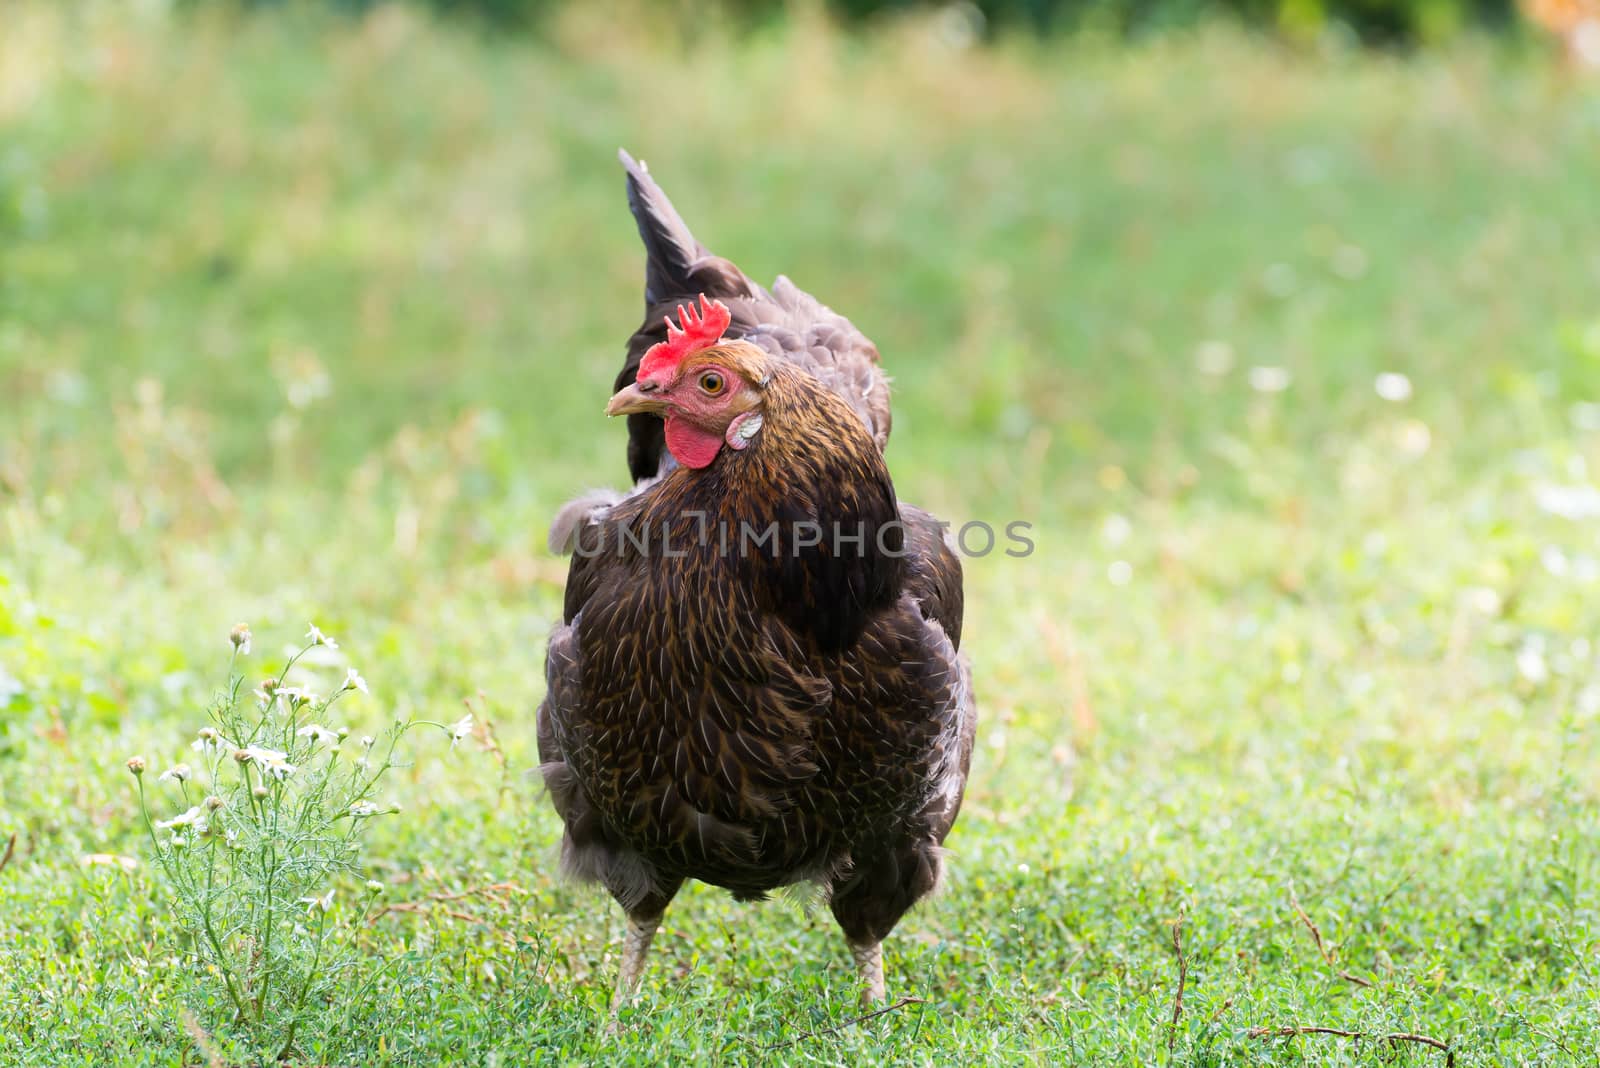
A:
[637, 296, 732, 382]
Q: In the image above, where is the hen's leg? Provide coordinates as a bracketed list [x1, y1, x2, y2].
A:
[848, 940, 887, 1005]
[614, 910, 663, 1007]
[611, 881, 682, 1009]
[830, 837, 942, 1007]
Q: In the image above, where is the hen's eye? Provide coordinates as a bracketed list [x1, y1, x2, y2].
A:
[699, 372, 725, 395]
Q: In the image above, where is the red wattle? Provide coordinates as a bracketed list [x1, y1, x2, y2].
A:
[664, 416, 724, 469]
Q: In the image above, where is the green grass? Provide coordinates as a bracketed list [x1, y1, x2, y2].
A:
[4, 2, 1600, 1063]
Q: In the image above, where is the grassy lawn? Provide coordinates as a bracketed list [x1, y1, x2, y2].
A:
[4, 3, 1600, 1063]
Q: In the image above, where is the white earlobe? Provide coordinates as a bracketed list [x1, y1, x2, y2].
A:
[725, 412, 764, 450]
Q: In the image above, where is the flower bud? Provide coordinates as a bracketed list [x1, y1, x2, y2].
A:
[229, 623, 252, 653]
[253, 785, 269, 800]
[126, 756, 146, 776]
[204, 795, 224, 811]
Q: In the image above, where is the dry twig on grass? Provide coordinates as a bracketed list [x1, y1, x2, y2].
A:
[368, 881, 524, 928]
[762, 996, 925, 1051]
[1289, 883, 1375, 988]
[1248, 1025, 1454, 1065]
[0, 833, 15, 874]
[1166, 918, 1187, 1055]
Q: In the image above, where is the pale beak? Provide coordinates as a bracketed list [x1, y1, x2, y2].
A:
[605, 382, 668, 418]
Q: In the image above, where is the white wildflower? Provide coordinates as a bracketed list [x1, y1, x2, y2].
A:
[1517, 643, 1550, 685]
[157, 764, 192, 785]
[276, 686, 322, 708]
[156, 806, 208, 833]
[296, 724, 341, 745]
[1248, 366, 1291, 393]
[299, 890, 335, 914]
[237, 745, 297, 780]
[1374, 372, 1413, 402]
[1100, 513, 1132, 548]
[448, 713, 474, 750]
[342, 667, 369, 696]
[349, 802, 380, 817]
[365, 880, 385, 894]
[1534, 484, 1600, 521]
[261, 759, 297, 781]
[305, 624, 338, 650]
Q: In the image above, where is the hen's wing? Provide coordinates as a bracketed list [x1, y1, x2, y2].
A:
[825, 506, 974, 944]
[889, 504, 973, 839]
[616, 149, 892, 482]
[898, 504, 966, 652]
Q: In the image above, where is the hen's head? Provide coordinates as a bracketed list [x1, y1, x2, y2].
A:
[606, 296, 769, 470]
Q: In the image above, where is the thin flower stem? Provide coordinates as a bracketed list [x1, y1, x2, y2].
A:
[409, 719, 452, 733]
[335, 951, 407, 1034]
[275, 906, 331, 1061]
[138, 777, 249, 1021]
[257, 775, 281, 1023]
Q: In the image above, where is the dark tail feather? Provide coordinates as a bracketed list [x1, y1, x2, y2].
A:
[618, 148, 710, 305]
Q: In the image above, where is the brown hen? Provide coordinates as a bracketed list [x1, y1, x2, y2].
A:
[538, 153, 975, 1009]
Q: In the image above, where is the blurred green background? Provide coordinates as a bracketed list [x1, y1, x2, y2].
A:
[4, 1, 1600, 1063]
[255, 0, 1522, 45]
